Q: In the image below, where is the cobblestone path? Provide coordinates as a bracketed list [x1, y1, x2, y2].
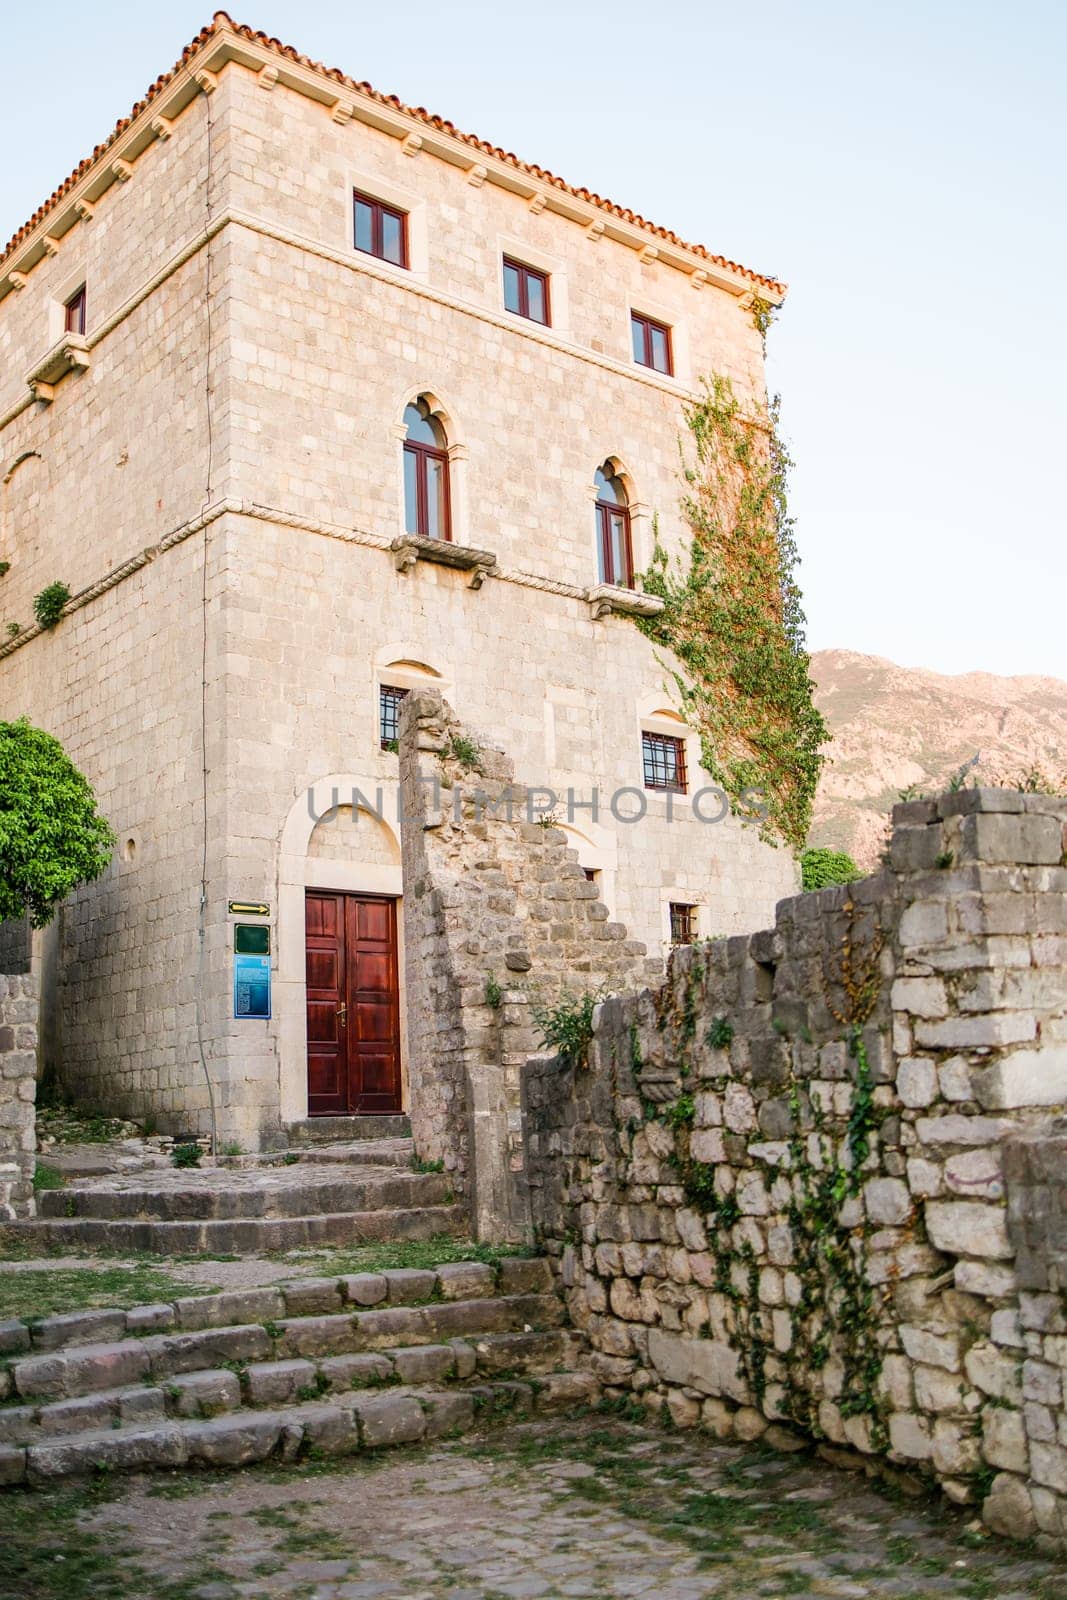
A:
[3, 1418, 1065, 1600]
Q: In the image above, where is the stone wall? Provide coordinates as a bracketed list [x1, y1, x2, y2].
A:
[398, 690, 661, 1240]
[523, 789, 1067, 1551]
[0, 972, 38, 1217]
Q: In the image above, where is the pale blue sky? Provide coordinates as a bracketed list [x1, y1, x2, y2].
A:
[3, 2, 1064, 677]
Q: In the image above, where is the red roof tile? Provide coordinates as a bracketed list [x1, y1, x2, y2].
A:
[1, 12, 786, 297]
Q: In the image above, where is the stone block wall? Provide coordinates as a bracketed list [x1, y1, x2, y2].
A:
[523, 788, 1067, 1551]
[398, 690, 661, 1240]
[0, 972, 38, 1218]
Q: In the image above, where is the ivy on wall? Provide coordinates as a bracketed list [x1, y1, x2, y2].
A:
[636, 376, 828, 851]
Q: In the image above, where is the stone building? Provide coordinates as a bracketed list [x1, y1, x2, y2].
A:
[0, 13, 797, 1150]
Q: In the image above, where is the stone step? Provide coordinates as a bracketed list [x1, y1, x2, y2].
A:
[2, 1202, 468, 1257]
[8, 1255, 552, 1356]
[288, 1115, 412, 1145]
[262, 1138, 413, 1168]
[0, 1328, 580, 1448]
[0, 1369, 601, 1486]
[7, 1288, 563, 1404]
[37, 1165, 449, 1222]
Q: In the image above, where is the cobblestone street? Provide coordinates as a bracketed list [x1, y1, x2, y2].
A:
[4, 1417, 1065, 1600]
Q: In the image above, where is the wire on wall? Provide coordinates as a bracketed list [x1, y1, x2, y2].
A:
[194, 84, 219, 1157]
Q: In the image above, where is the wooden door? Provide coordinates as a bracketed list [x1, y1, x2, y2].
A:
[305, 891, 401, 1116]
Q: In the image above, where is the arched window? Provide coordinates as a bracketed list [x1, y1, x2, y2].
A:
[594, 464, 632, 588]
[403, 400, 451, 541]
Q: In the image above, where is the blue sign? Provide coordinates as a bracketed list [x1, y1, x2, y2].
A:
[234, 952, 271, 1020]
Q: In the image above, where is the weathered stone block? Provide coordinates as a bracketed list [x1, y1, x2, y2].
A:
[173, 1288, 284, 1331]
[983, 1472, 1037, 1539]
[925, 1203, 1012, 1260]
[382, 1269, 437, 1304]
[243, 1359, 316, 1405]
[972, 1048, 1067, 1110]
[435, 1262, 495, 1300]
[184, 1412, 286, 1467]
[959, 812, 1062, 866]
[166, 1368, 241, 1418]
[354, 1392, 427, 1448]
[982, 1406, 1029, 1473]
[646, 1328, 748, 1404]
[31, 1309, 127, 1352]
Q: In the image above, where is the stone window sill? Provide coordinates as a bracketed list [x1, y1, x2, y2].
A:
[587, 583, 665, 621]
[391, 534, 497, 590]
[26, 334, 91, 403]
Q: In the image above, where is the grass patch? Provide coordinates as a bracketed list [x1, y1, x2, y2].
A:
[0, 1476, 146, 1599]
[0, 1265, 217, 1322]
[274, 1235, 530, 1278]
[32, 1162, 65, 1192]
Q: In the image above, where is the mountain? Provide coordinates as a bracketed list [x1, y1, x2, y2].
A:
[808, 650, 1067, 869]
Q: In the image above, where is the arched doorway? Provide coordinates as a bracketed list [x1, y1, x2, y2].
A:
[276, 779, 404, 1124]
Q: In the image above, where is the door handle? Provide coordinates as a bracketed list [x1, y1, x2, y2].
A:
[337, 1003, 347, 1028]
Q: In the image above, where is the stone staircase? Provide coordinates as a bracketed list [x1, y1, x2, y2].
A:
[13, 1113, 470, 1254]
[0, 1256, 598, 1486]
[9, 1159, 464, 1255]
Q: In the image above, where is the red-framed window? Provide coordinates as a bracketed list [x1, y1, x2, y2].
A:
[631, 311, 672, 375]
[353, 191, 408, 267]
[64, 287, 87, 336]
[669, 902, 697, 945]
[503, 257, 550, 325]
[379, 684, 409, 750]
[642, 731, 687, 794]
[403, 400, 451, 541]
[594, 465, 633, 588]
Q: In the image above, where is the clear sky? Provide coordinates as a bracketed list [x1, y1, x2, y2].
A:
[3, 2, 1064, 678]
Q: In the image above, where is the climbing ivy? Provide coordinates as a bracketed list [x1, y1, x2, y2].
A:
[636, 377, 828, 851]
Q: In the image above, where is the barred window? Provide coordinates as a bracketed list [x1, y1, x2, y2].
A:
[379, 685, 409, 750]
[642, 731, 687, 793]
[669, 903, 697, 945]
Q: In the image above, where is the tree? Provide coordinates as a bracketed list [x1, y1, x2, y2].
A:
[800, 846, 860, 892]
[0, 719, 114, 927]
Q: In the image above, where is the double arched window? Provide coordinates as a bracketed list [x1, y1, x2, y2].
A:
[594, 464, 632, 588]
[403, 399, 451, 541]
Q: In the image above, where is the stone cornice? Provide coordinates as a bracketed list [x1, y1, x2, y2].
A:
[0, 18, 785, 309]
[0, 500, 631, 662]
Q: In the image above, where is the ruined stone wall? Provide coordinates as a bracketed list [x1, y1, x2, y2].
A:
[523, 789, 1067, 1551]
[398, 690, 661, 1240]
[0, 973, 37, 1218]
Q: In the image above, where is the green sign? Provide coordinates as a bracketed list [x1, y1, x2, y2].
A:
[234, 923, 270, 956]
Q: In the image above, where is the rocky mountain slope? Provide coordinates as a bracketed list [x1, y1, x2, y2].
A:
[808, 650, 1067, 868]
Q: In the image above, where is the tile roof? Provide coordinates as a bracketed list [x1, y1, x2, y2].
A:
[1, 12, 786, 297]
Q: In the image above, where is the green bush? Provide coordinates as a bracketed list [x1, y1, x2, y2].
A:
[171, 1142, 201, 1169]
[0, 719, 114, 926]
[800, 846, 860, 891]
[32, 582, 71, 631]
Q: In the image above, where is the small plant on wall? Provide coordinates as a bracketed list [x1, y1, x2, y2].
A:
[33, 581, 71, 631]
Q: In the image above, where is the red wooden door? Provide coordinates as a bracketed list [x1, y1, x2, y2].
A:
[305, 891, 402, 1116]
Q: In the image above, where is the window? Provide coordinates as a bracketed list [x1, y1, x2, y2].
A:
[594, 465, 633, 588]
[631, 311, 672, 375]
[64, 287, 86, 336]
[403, 399, 451, 541]
[642, 731, 687, 794]
[379, 684, 409, 750]
[583, 868, 599, 886]
[669, 902, 697, 945]
[503, 257, 549, 325]
[354, 191, 408, 267]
